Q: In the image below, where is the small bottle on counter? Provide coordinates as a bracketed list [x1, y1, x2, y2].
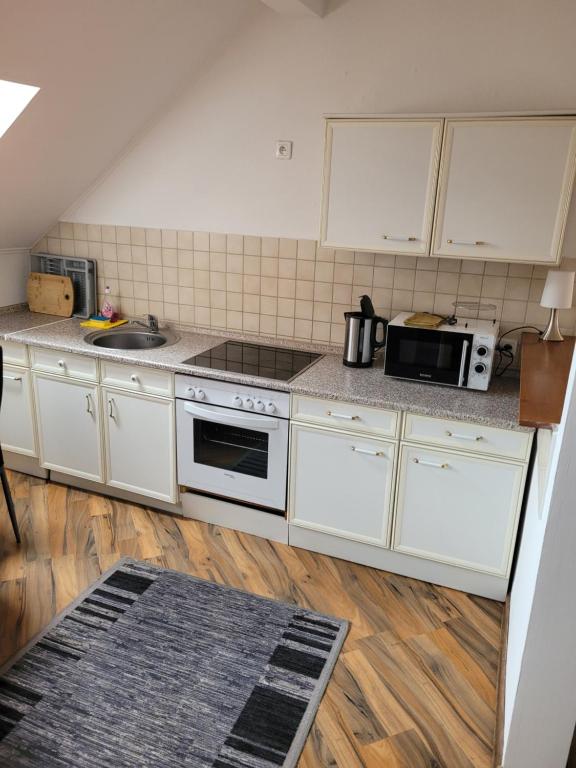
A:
[100, 286, 115, 320]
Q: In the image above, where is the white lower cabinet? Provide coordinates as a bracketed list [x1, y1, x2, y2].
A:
[0, 365, 37, 456]
[102, 387, 176, 503]
[289, 423, 396, 546]
[393, 443, 526, 575]
[33, 373, 103, 482]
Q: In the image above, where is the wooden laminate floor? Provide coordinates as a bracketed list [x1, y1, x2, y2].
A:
[0, 469, 503, 767]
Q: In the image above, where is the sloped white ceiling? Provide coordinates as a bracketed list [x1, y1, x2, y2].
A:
[0, 0, 262, 249]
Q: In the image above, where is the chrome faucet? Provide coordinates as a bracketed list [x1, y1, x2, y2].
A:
[133, 314, 159, 332]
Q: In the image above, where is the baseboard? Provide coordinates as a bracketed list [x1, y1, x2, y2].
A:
[180, 491, 289, 544]
[3, 452, 48, 479]
[50, 471, 183, 515]
[48, 472, 289, 544]
[493, 594, 510, 768]
[289, 524, 510, 601]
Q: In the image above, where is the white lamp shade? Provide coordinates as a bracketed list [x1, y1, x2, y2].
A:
[540, 270, 575, 309]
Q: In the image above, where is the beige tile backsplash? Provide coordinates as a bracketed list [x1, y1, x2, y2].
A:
[37, 222, 576, 348]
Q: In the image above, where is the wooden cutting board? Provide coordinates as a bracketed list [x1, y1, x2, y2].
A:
[27, 272, 74, 317]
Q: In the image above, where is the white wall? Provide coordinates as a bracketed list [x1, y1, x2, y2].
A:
[66, 0, 576, 241]
[0, 0, 260, 249]
[503, 353, 576, 767]
[0, 249, 28, 307]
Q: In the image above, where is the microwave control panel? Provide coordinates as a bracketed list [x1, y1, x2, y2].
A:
[467, 332, 498, 391]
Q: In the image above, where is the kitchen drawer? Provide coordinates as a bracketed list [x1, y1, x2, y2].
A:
[30, 347, 98, 381]
[403, 413, 532, 462]
[291, 395, 398, 437]
[1, 340, 28, 366]
[101, 361, 174, 397]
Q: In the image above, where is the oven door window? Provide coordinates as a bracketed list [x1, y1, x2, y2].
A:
[193, 418, 269, 479]
[385, 327, 473, 386]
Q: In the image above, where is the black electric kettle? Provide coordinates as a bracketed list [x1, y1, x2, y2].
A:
[343, 295, 387, 368]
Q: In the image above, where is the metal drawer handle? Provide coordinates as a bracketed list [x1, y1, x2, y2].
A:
[413, 458, 449, 469]
[130, 374, 140, 383]
[108, 398, 117, 420]
[382, 235, 418, 242]
[57, 359, 66, 368]
[326, 411, 360, 421]
[85, 394, 94, 415]
[447, 239, 485, 246]
[351, 446, 385, 457]
[445, 430, 483, 442]
[2, 374, 22, 382]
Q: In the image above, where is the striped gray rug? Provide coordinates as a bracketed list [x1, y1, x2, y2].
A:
[0, 559, 347, 767]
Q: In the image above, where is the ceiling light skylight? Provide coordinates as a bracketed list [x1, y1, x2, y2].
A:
[0, 79, 40, 139]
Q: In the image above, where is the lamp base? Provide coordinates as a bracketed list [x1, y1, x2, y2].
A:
[541, 307, 564, 342]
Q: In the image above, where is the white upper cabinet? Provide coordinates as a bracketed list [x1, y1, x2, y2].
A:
[432, 117, 576, 264]
[321, 119, 444, 255]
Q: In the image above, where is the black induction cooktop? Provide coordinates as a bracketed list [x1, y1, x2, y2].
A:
[183, 340, 322, 382]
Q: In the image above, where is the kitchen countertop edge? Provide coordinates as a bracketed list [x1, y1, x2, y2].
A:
[1, 314, 531, 433]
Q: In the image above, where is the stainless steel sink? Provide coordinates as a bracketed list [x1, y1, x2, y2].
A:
[84, 326, 179, 350]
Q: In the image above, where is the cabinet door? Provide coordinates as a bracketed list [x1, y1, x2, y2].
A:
[393, 444, 526, 575]
[321, 119, 443, 255]
[103, 388, 176, 502]
[432, 118, 576, 263]
[33, 374, 103, 481]
[0, 366, 37, 456]
[289, 424, 396, 546]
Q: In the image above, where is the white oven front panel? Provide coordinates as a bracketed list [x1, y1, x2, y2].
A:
[176, 399, 289, 512]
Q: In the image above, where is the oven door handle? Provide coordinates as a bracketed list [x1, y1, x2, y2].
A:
[182, 401, 280, 431]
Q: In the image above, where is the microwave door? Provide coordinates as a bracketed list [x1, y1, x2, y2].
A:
[385, 327, 473, 386]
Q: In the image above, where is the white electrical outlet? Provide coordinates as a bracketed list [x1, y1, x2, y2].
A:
[275, 140, 293, 159]
[499, 338, 518, 358]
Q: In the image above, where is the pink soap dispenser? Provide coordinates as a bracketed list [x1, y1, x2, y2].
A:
[100, 286, 115, 319]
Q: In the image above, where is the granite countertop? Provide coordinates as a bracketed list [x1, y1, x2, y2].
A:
[0, 309, 68, 338]
[1, 313, 527, 432]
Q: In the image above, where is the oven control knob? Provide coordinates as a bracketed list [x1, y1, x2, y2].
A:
[474, 363, 487, 374]
[476, 346, 488, 357]
[186, 387, 196, 399]
[254, 399, 264, 411]
[233, 395, 243, 408]
[195, 388, 206, 400]
[244, 397, 254, 409]
[265, 402, 276, 414]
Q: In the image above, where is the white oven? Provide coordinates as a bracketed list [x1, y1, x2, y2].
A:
[175, 375, 290, 514]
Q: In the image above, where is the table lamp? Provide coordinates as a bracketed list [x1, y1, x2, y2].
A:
[540, 270, 575, 341]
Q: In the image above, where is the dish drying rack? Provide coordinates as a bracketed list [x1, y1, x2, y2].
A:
[31, 253, 97, 318]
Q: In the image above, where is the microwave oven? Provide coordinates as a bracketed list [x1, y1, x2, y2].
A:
[384, 312, 499, 391]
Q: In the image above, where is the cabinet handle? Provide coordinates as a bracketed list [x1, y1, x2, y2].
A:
[57, 359, 66, 368]
[130, 374, 139, 383]
[326, 410, 360, 421]
[85, 394, 94, 415]
[2, 374, 22, 382]
[382, 234, 418, 242]
[445, 430, 483, 441]
[351, 446, 386, 457]
[413, 458, 449, 469]
[108, 398, 117, 420]
[447, 239, 485, 246]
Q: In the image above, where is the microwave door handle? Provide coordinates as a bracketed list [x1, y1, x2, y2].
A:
[457, 340, 469, 387]
[182, 400, 280, 431]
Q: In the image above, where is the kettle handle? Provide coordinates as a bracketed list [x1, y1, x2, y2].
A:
[373, 316, 387, 350]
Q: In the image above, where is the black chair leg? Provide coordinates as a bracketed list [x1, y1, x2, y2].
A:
[0, 466, 20, 544]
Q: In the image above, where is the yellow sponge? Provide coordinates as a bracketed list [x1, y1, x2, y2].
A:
[80, 318, 129, 329]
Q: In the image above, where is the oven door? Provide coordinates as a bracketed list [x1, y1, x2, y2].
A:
[176, 400, 289, 513]
[384, 325, 473, 387]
